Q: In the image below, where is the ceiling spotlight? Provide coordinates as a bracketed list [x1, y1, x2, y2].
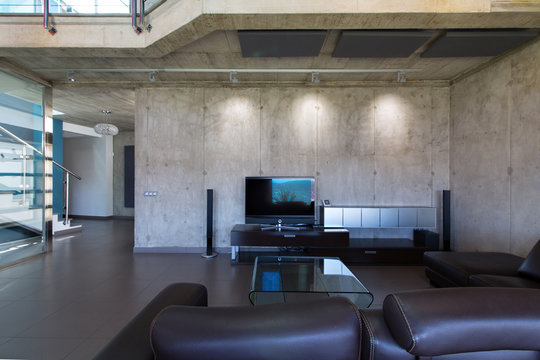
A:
[311, 72, 320, 84]
[230, 71, 238, 83]
[397, 71, 407, 83]
[67, 71, 76, 82]
[149, 71, 158, 82]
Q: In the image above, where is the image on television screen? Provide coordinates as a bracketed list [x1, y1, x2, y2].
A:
[271, 178, 314, 206]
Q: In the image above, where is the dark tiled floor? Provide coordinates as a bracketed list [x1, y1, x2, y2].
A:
[0, 219, 431, 359]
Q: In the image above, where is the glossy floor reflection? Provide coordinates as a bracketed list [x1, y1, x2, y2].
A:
[0, 219, 431, 359]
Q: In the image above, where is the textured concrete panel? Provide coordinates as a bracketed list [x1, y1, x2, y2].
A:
[317, 88, 375, 205]
[450, 38, 540, 256]
[135, 88, 205, 248]
[450, 59, 512, 252]
[113, 131, 135, 217]
[373, 88, 433, 206]
[203, 88, 261, 247]
[431, 87, 450, 241]
[134, 85, 451, 249]
[509, 40, 540, 256]
[260, 88, 318, 176]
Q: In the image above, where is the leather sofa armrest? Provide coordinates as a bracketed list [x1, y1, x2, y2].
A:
[383, 288, 540, 356]
[94, 283, 208, 360]
[360, 309, 414, 360]
[150, 297, 362, 360]
[518, 239, 540, 282]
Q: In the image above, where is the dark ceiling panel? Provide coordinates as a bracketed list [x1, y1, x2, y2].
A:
[332, 31, 433, 58]
[421, 30, 538, 57]
[238, 30, 327, 57]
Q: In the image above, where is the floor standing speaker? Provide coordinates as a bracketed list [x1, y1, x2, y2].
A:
[202, 189, 218, 258]
[443, 190, 451, 251]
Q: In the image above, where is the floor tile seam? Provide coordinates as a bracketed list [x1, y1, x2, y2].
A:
[7, 335, 87, 340]
[10, 298, 79, 338]
[59, 337, 101, 360]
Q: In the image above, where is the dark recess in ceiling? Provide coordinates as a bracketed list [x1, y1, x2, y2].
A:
[332, 30, 433, 58]
[238, 30, 327, 57]
[421, 30, 539, 57]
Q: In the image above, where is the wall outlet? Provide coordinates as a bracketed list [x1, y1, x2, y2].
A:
[144, 191, 158, 197]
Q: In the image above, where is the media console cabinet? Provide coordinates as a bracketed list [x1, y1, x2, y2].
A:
[230, 224, 349, 263]
[230, 224, 438, 265]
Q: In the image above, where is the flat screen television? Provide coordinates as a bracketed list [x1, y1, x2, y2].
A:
[245, 176, 316, 225]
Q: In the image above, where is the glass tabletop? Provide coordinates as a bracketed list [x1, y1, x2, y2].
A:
[249, 256, 373, 308]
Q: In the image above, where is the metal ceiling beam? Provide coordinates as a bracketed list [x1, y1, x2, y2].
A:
[32, 68, 423, 74]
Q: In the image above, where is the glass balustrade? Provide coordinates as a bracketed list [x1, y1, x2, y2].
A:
[0, 0, 164, 14]
[0, 70, 45, 267]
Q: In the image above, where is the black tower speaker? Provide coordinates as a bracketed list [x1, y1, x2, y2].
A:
[443, 190, 451, 251]
[202, 189, 217, 258]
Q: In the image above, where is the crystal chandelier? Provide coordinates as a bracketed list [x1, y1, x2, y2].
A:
[94, 110, 119, 136]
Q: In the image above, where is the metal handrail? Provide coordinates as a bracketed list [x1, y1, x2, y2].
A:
[0, 124, 81, 226]
[0, 125, 81, 180]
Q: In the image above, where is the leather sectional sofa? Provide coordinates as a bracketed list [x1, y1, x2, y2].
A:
[424, 238, 540, 288]
[94, 283, 540, 360]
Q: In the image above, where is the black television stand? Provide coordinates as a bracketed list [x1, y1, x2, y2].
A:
[230, 224, 349, 263]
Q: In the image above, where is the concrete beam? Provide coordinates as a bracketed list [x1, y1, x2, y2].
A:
[0, 0, 538, 57]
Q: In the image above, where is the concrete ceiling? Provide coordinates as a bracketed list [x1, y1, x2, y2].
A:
[1, 0, 539, 131]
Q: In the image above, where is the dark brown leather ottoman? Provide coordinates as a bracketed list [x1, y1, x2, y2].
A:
[424, 251, 524, 287]
[469, 274, 540, 288]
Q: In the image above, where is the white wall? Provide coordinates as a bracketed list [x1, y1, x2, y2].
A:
[64, 135, 113, 217]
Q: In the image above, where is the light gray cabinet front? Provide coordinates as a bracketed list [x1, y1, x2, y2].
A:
[398, 208, 417, 227]
[324, 207, 343, 227]
[380, 208, 398, 227]
[323, 206, 436, 228]
[343, 208, 362, 227]
[361, 208, 380, 228]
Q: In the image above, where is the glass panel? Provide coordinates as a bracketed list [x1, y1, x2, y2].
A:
[144, 0, 164, 13]
[0, 0, 43, 14]
[1, 0, 166, 15]
[250, 256, 373, 308]
[49, 0, 129, 14]
[0, 70, 45, 266]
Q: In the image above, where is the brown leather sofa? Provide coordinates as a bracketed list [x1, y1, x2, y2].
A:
[93, 283, 208, 360]
[94, 283, 540, 360]
[360, 287, 540, 360]
[424, 238, 540, 288]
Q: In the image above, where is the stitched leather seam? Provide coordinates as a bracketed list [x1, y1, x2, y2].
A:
[359, 311, 375, 360]
[390, 294, 416, 353]
[340, 297, 364, 360]
[149, 307, 168, 359]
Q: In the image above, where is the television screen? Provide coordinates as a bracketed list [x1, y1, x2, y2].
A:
[245, 177, 315, 224]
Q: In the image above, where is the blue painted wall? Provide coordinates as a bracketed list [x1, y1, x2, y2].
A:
[53, 118, 63, 215]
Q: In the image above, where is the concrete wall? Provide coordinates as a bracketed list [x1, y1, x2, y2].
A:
[64, 135, 113, 217]
[113, 131, 135, 217]
[134, 86, 449, 249]
[450, 39, 540, 256]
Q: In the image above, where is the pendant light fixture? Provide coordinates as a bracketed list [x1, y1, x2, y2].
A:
[94, 110, 119, 136]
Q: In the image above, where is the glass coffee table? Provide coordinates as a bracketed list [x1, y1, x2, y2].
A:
[249, 256, 373, 308]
